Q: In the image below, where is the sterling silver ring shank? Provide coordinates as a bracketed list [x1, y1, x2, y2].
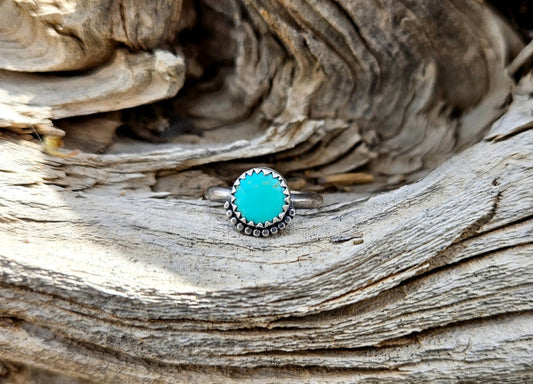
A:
[205, 187, 323, 209]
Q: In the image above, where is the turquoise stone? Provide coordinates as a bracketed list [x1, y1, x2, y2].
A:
[233, 170, 287, 224]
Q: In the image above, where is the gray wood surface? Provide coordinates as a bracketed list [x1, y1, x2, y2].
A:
[1, 92, 532, 383]
[0, 0, 532, 383]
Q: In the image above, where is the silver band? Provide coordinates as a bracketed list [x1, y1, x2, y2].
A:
[205, 186, 323, 209]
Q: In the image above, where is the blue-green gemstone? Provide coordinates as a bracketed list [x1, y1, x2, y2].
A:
[233, 170, 287, 224]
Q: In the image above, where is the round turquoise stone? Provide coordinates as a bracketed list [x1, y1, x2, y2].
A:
[233, 170, 287, 224]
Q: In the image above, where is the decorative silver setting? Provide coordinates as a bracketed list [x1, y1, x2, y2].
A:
[226, 167, 296, 236]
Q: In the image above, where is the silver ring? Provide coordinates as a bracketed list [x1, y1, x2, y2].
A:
[205, 167, 323, 236]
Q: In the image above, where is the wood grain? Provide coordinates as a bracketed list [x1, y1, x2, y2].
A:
[0, 0, 521, 182]
[0, 0, 185, 72]
[0, 0, 532, 382]
[0, 98, 531, 382]
[0, 49, 185, 130]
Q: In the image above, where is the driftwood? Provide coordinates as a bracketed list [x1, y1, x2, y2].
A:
[0, 0, 532, 383]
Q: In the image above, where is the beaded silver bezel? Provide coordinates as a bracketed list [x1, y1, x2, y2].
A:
[225, 167, 295, 236]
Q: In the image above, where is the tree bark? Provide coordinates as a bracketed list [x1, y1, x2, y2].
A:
[0, 0, 532, 383]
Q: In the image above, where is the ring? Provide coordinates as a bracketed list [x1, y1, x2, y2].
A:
[205, 167, 323, 236]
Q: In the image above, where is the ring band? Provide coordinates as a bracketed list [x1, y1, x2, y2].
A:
[205, 167, 323, 236]
[205, 187, 323, 209]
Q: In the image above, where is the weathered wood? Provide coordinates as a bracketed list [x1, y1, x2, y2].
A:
[0, 49, 185, 130]
[0, 0, 522, 180]
[1, 97, 532, 382]
[171, 0, 521, 177]
[1, 0, 532, 382]
[0, 0, 186, 72]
